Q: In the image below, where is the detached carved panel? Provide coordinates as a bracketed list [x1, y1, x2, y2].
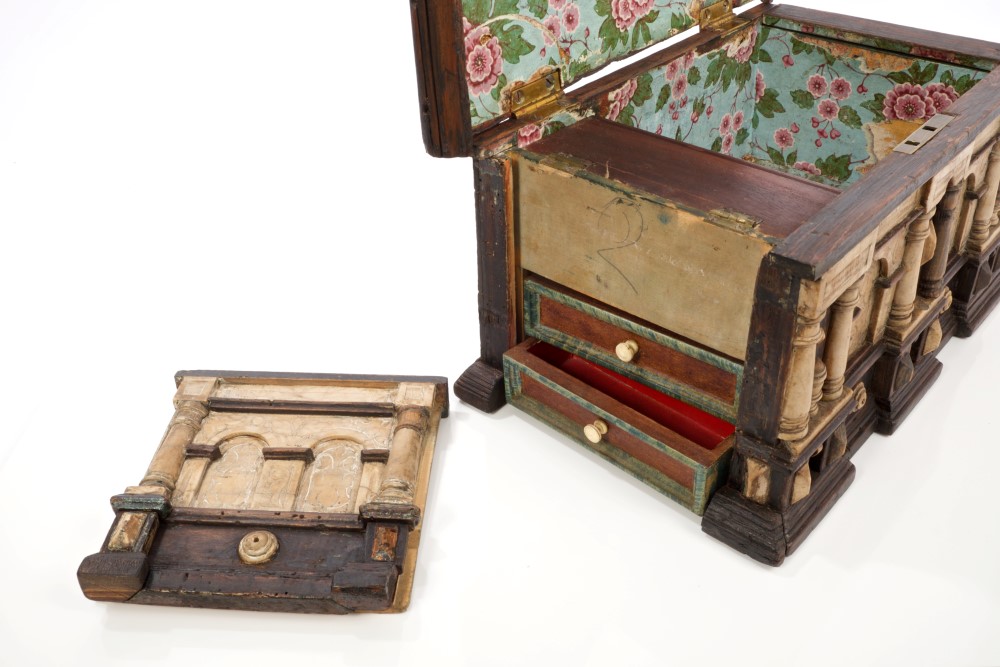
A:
[78, 371, 448, 614]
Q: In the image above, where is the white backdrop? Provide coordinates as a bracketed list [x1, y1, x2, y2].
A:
[1, 1, 999, 665]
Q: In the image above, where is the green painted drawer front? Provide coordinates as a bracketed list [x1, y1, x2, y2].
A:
[504, 341, 733, 515]
[523, 277, 742, 422]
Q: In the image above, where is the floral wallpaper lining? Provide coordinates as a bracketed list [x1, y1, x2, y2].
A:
[590, 23, 988, 188]
[462, 0, 717, 126]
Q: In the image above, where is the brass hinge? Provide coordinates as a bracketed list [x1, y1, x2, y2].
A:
[700, 0, 746, 33]
[509, 70, 564, 120]
[894, 114, 956, 154]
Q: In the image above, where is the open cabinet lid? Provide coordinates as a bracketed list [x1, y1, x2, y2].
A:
[78, 370, 448, 614]
[410, 0, 757, 157]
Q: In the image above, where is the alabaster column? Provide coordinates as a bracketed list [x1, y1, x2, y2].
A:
[968, 140, 1000, 251]
[140, 401, 210, 492]
[888, 209, 935, 330]
[811, 358, 827, 417]
[373, 407, 429, 505]
[823, 283, 862, 401]
[920, 179, 964, 299]
[778, 314, 825, 441]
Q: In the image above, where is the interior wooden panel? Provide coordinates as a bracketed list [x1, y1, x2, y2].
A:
[524, 117, 841, 239]
[516, 134, 781, 360]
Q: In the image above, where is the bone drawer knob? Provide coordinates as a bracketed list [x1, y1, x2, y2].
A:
[615, 340, 640, 363]
[583, 420, 609, 444]
[239, 531, 279, 565]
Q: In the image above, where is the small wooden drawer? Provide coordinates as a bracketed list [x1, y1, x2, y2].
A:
[523, 277, 742, 422]
[504, 340, 735, 515]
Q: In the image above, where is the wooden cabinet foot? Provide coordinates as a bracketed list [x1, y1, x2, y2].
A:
[703, 458, 855, 566]
[874, 357, 943, 435]
[454, 359, 506, 413]
[77, 552, 149, 602]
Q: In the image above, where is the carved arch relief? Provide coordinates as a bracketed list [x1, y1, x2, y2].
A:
[295, 440, 364, 513]
[174, 433, 377, 514]
[195, 436, 266, 510]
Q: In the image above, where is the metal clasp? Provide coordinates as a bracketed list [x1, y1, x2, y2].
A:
[894, 114, 956, 155]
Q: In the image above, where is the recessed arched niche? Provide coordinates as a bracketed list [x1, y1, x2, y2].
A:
[295, 439, 364, 513]
[194, 435, 267, 510]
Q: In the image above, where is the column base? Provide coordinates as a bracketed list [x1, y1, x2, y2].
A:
[702, 457, 855, 566]
[454, 359, 506, 413]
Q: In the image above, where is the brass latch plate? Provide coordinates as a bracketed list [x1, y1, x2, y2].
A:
[894, 114, 956, 154]
[510, 70, 564, 119]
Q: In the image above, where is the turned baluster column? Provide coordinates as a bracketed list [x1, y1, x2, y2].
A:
[140, 401, 210, 492]
[888, 208, 935, 330]
[810, 359, 827, 417]
[823, 282, 862, 402]
[778, 314, 825, 441]
[968, 140, 1000, 252]
[920, 179, 965, 299]
[372, 406, 429, 505]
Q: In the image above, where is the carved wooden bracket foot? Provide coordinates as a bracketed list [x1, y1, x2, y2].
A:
[950, 241, 1000, 337]
[874, 357, 943, 435]
[703, 457, 856, 566]
[455, 359, 506, 413]
[702, 487, 787, 566]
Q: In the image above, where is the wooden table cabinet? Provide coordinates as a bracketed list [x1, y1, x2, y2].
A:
[410, 0, 1000, 564]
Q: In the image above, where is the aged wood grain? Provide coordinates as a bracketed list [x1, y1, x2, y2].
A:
[408, 0, 473, 157]
[766, 4, 1000, 64]
[524, 117, 840, 240]
[775, 69, 1000, 279]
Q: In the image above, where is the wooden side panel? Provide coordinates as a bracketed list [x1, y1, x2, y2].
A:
[409, 0, 472, 157]
[516, 155, 772, 360]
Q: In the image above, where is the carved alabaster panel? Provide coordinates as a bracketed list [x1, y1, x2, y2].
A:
[78, 370, 448, 614]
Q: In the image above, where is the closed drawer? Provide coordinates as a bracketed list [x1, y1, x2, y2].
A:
[504, 340, 734, 515]
[523, 277, 742, 422]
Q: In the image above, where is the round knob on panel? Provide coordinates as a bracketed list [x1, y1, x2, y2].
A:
[583, 420, 609, 444]
[239, 530, 279, 565]
[615, 340, 640, 363]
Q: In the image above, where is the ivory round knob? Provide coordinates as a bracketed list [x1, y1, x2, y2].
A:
[615, 340, 640, 363]
[583, 420, 609, 444]
[239, 530, 279, 565]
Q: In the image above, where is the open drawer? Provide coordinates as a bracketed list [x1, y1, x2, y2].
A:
[504, 340, 735, 514]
